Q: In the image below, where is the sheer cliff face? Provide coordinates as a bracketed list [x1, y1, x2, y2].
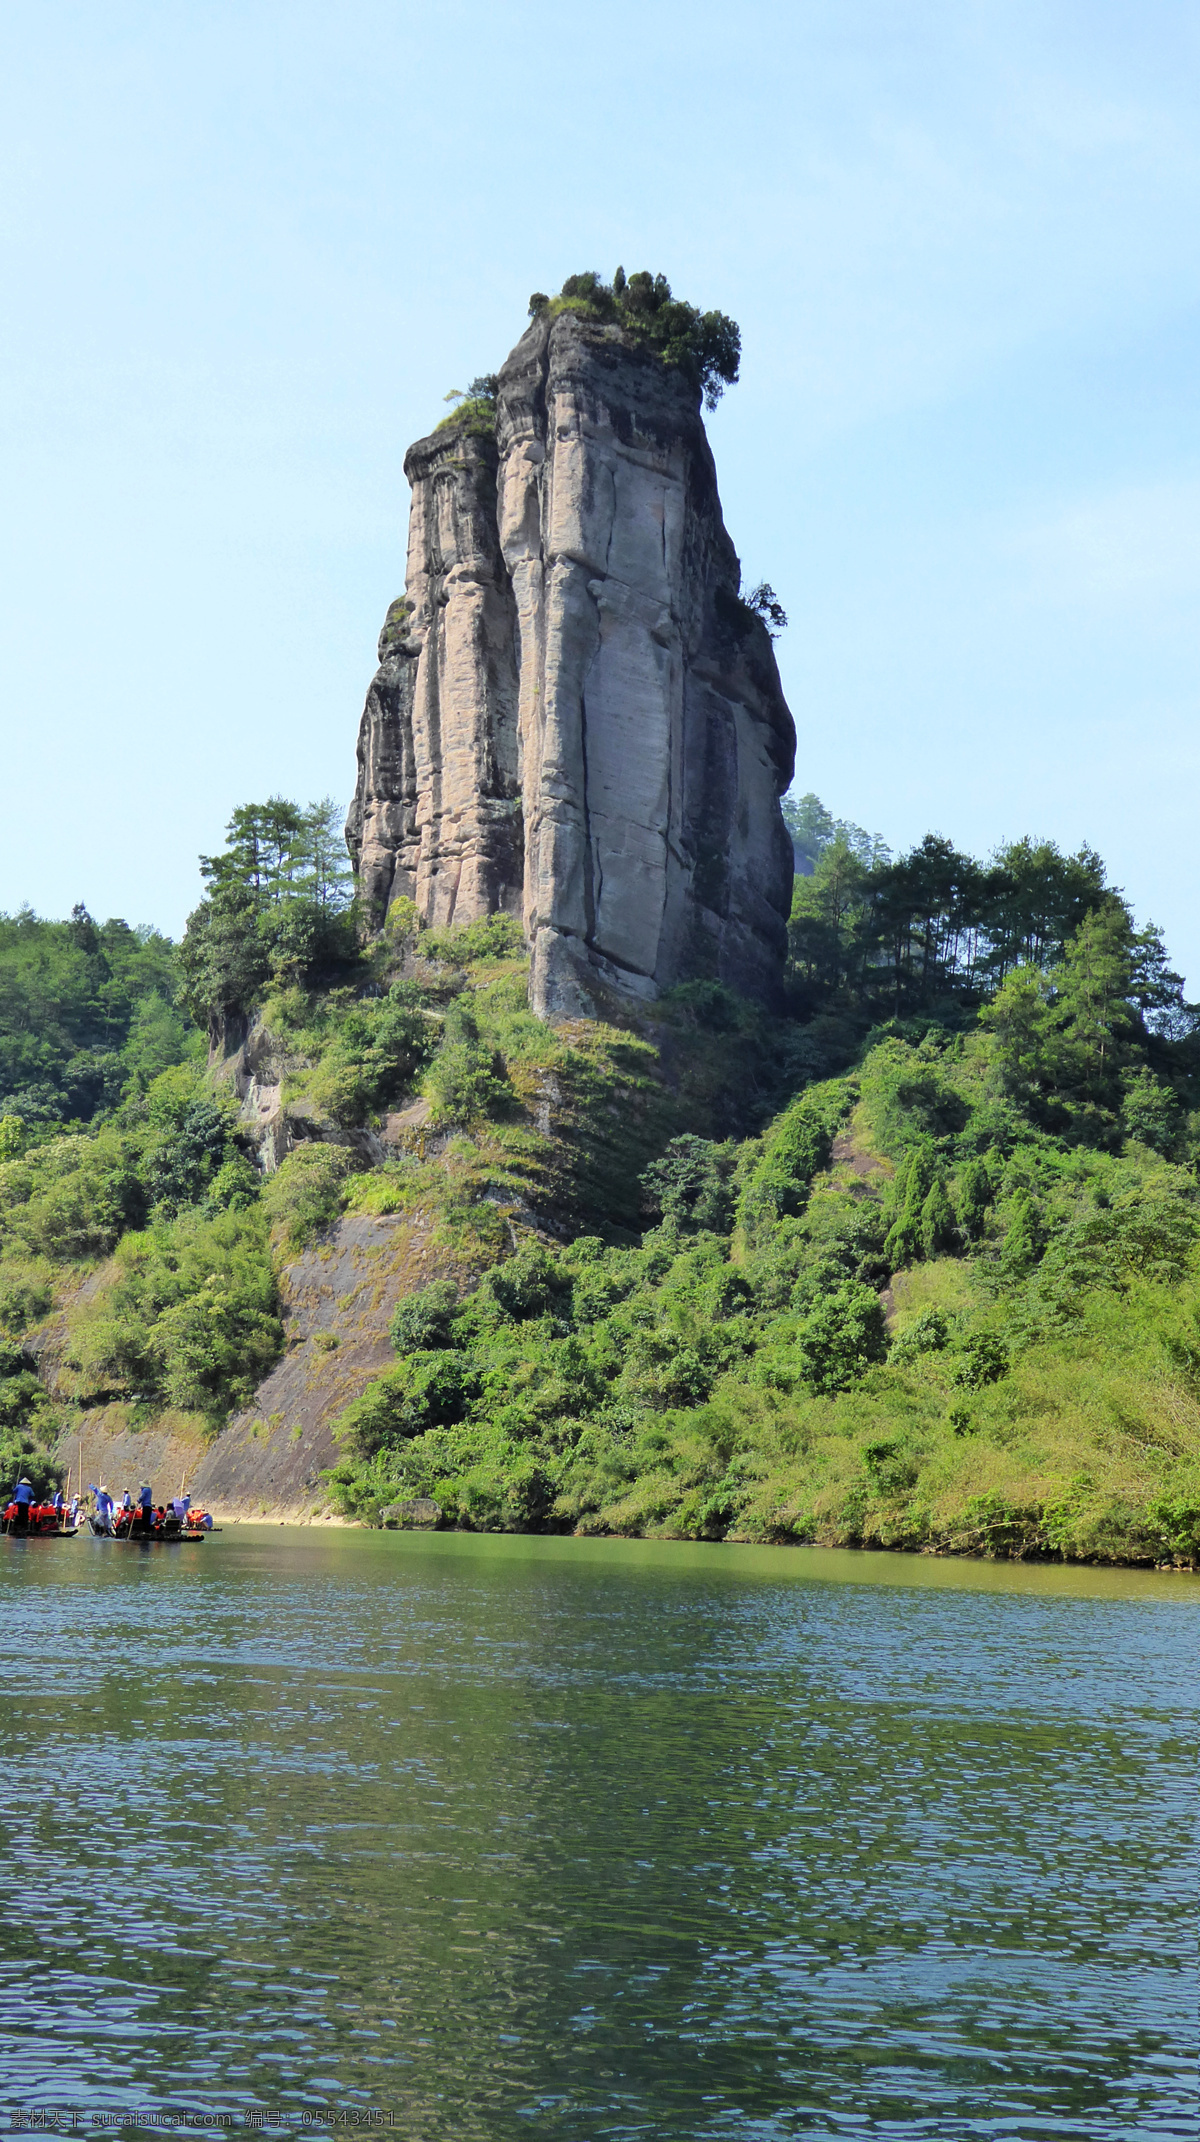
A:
[346, 427, 522, 927]
[348, 312, 795, 1017]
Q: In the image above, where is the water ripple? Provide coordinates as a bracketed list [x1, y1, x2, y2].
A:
[0, 1530, 1195, 2138]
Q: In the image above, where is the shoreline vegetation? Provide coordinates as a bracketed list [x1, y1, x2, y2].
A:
[4, 788, 1200, 1571]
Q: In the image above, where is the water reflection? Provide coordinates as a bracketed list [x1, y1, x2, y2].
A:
[1, 1530, 1195, 2138]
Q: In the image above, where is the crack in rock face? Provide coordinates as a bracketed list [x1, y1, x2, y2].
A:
[347, 311, 796, 1020]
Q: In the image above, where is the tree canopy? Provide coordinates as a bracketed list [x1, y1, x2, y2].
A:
[0, 906, 185, 1126]
[784, 795, 1192, 1141]
[182, 796, 357, 1036]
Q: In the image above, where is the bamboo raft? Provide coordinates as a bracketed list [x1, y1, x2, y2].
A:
[6, 1446, 217, 1543]
[87, 1519, 211, 1542]
[3, 1505, 217, 1541]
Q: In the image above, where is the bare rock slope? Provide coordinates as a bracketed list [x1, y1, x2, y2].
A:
[347, 310, 796, 1020]
[53, 1208, 474, 1522]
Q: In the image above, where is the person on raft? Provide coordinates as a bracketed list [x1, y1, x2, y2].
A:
[9, 1478, 35, 1531]
[137, 1481, 154, 1535]
[88, 1484, 115, 1534]
[52, 1487, 64, 1525]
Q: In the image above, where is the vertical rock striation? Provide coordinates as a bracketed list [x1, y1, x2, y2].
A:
[348, 310, 795, 1017]
[346, 427, 522, 927]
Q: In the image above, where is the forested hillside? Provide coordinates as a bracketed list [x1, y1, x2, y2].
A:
[4, 794, 1200, 1565]
[0, 907, 188, 1125]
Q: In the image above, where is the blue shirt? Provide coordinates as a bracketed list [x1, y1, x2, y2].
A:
[13, 1483, 33, 1507]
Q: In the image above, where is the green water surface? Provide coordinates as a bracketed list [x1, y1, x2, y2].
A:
[0, 1528, 1195, 2138]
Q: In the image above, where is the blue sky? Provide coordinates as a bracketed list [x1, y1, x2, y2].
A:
[3, 1, 1198, 980]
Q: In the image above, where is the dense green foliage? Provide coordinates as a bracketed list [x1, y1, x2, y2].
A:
[0, 1335, 63, 1500]
[0, 802, 355, 1480]
[318, 800, 1200, 1563]
[0, 906, 187, 1126]
[785, 814, 1188, 1083]
[327, 1023, 1200, 1564]
[0, 1059, 277, 1434]
[783, 792, 890, 876]
[180, 797, 357, 1037]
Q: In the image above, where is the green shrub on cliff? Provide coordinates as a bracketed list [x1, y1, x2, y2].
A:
[434, 376, 499, 439]
[735, 1087, 847, 1242]
[419, 913, 525, 966]
[390, 1280, 460, 1354]
[0, 1044, 274, 1440]
[640, 1136, 738, 1235]
[286, 987, 434, 1126]
[66, 1203, 281, 1424]
[422, 1038, 514, 1130]
[262, 1145, 355, 1250]
[340, 1351, 482, 1457]
[0, 1335, 63, 1496]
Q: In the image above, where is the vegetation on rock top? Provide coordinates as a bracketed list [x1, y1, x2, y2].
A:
[433, 376, 500, 440]
[529, 268, 741, 410]
[438, 270, 742, 432]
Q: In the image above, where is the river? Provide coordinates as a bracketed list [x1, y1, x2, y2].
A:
[0, 1528, 1195, 2138]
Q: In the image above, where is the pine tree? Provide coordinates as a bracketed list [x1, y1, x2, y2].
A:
[920, 1179, 956, 1257]
[1001, 1192, 1044, 1279]
[296, 798, 355, 915]
[884, 1143, 939, 1267]
[200, 798, 306, 905]
[1054, 907, 1136, 1104]
[980, 964, 1057, 1096]
[954, 1158, 992, 1240]
[183, 794, 357, 1034]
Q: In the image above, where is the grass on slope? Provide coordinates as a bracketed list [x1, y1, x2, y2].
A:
[323, 1028, 1200, 1566]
